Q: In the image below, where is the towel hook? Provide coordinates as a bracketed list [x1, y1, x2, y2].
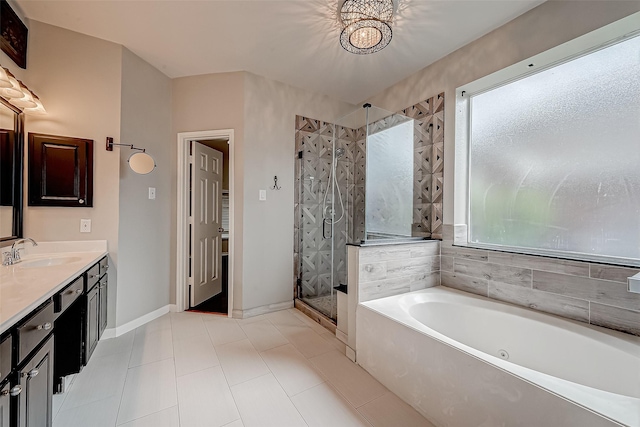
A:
[271, 175, 281, 190]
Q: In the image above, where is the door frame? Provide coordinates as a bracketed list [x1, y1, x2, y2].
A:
[176, 129, 235, 316]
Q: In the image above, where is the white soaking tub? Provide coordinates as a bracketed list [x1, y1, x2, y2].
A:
[356, 287, 640, 427]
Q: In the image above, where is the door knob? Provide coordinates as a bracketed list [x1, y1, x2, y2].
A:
[9, 385, 22, 397]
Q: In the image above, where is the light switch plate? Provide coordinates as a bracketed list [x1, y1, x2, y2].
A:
[149, 187, 156, 200]
[259, 190, 267, 201]
[80, 219, 91, 233]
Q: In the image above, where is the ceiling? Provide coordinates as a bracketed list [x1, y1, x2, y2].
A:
[16, 0, 545, 104]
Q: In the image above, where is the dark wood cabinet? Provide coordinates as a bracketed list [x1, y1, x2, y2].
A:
[17, 336, 54, 427]
[28, 133, 93, 207]
[84, 257, 108, 365]
[84, 284, 99, 365]
[0, 380, 10, 427]
[99, 275, 108, 338]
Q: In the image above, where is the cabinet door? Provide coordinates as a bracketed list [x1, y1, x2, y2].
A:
[18, 336, 54, 427]
[0, 381, 10, 427]
[98, 275, 108, 339]
[84, 285, 99, 364]
[28, 133, 93, 207]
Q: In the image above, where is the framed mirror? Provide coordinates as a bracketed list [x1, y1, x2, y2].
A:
[0, 97, 24, 242]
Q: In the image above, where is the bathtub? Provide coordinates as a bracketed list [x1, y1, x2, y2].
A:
[356, 287, 640, 427]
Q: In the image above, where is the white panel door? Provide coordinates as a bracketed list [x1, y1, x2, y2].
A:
[192, 143, 223, 306]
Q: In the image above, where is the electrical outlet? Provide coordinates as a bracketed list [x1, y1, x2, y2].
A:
[80, 219, 91, 233]
[149, 187, 156, 200]
[259, 190, 267, 201]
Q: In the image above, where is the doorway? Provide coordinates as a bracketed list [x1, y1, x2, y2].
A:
[176, 130, 234, 317]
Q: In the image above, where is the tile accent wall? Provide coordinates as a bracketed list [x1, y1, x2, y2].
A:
[356, 241, 441, 303]
[293, 93, 445, 301]
[441, 225, 640, 336]
[400, 94, 445, 239]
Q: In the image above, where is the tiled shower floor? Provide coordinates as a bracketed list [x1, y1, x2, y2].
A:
[302, 294, 338, 319]
[52, 308, 433, 427]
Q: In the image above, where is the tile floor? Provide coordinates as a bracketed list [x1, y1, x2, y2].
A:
[53, 308, 434, 427]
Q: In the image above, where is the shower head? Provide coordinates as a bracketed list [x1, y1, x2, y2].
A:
[335, 148, 345, 159]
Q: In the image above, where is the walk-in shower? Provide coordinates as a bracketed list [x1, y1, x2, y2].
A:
[294, 95, 444, 321]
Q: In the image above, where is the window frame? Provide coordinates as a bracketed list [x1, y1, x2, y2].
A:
[454, 13, 640, 268]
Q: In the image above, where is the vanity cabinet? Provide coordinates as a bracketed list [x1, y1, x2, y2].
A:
[85, 284, 99, 363]
[0, 333, 12, 427]
[0, 380, 11, 427]
[16, 336, 54, 427]
[84, 257, 108, 365]
[2, 254, 109, 427]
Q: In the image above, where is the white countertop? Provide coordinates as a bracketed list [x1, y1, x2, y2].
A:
[0, 241, 108, 335]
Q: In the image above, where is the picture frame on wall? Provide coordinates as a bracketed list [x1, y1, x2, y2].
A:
[0, 0, 28, 69]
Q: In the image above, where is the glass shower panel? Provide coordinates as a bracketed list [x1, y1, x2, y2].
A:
[294, 105, 415, 322]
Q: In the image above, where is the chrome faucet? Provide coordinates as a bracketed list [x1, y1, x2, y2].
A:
[2, 238, 38, 266]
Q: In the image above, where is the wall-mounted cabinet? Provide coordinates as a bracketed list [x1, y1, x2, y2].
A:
[28, 133, 93, 207]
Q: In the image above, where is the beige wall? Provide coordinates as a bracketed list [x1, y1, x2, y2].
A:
[1, 21, 122, 327]
[241, 72, 354, 311]
[367, 0, 640, 224]
[171, 72, 245, 309]
[172, 72, 354, 312]
[117, 48, 172, 326]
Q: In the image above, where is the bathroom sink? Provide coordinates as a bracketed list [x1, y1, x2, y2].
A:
[18, 256, 82, 269]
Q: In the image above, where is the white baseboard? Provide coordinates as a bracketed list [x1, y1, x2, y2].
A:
[336, 329, 348, 345]
[102, 304, 174, 339]
[232, 300, 294, 319]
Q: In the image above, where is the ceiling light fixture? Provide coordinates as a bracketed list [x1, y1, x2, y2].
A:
[339, 0, 394, 55]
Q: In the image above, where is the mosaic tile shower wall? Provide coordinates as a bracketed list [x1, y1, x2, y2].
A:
[294, 93, 445, 302]
[294, 117, 358, 299]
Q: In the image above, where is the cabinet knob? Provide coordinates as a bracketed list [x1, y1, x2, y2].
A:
[75, 289, 83, 294]
[218, 227, 224, 233]
[36, 322, 52, 331]
[9, 385, 22, 397]
[0, 389, 7, 397]
[79, 199, 85, 204]
[26, 369, 39, 378]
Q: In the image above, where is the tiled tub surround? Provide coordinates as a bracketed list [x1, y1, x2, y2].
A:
[357, 287, 639, 427]
[441, 225, 640, 336]
[345, 240, 440, 353]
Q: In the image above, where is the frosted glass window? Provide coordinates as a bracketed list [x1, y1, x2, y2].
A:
[469, 34, 640, 262]
[366, 120, 413, 237]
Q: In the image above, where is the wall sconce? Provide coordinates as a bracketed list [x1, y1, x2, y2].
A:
[106, 137, 156, 175]
[0, 65, 47, 115]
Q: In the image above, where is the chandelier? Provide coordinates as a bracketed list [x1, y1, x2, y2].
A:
[339, 0, 394, 55]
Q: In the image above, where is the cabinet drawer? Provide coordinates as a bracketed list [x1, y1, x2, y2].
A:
[16, 302, 55, 365]
[54, 276, 84, 314]
[85, 263, 100, 290]
[0, 334, 11, 383]
[99, 257, 108, 276]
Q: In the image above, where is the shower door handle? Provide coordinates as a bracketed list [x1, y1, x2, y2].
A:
[323, 220, 331, 239]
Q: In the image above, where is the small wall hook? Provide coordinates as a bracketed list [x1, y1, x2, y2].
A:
[271, 175, 281, 190]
